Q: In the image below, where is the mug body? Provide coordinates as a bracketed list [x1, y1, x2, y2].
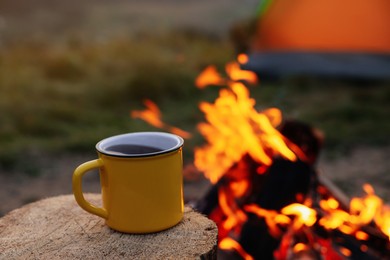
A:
[96, 132, 184, 233]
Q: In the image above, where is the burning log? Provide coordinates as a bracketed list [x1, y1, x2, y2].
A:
[197, 166, 390, 260]
[194, 119, 390, 259]
[236, 146, 319, 258]
[194, 120, 322, 259]
[195, 119, 322, 212]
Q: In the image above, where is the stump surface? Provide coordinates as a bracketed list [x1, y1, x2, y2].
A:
[0, 194, 218, 259]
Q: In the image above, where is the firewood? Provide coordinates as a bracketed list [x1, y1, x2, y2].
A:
[0, 194, 218, 259]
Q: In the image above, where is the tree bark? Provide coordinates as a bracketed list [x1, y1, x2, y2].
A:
[0, 194, 218, 259]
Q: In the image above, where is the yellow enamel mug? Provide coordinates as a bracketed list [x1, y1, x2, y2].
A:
[72, 132, 184, 233]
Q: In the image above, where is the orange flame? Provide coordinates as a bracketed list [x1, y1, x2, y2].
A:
[245, 204, 290, 238]
[349, 184, 382, 226]
[131, 99, 192, 139]
[219, 187, 248, 233]
[194, 56, 390, 258]
[219, 237, 254, 260]
[194, 56, 298, 184]
[195, 56, 257, 89]
[281, 203, 317, 229]
[376, 205, 390, 240]
[319, 208, 350, 230]
[319, 184, 390, 240]
[225, 62, 257, 85]
[194, 81, 296, 183]
[195, 65, 226, 89]
[131, 99, 164, 128]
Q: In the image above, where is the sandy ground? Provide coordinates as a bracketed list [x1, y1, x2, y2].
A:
[318, 146, 390, 201]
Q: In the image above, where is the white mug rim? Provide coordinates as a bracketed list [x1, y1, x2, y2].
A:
[96, 132, 184, 158]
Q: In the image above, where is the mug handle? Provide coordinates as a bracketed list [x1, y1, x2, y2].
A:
[72, 159, 108, 219]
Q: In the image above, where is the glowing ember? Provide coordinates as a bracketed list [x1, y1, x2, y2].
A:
[219, 237, 254, 260]
[319, 197, 339, 210]
[237, 53, 249, 64]
[355, 231, 369, 241]
[293, 242, 309, 253]
[339, 247, 352, 257]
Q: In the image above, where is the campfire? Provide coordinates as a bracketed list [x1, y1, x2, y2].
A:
[131, 54, 390, 259]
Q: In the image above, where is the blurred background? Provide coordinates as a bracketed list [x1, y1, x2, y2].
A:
[0, 0, 389, 216]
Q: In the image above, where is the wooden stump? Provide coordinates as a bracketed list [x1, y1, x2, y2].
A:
[0, 194, 218, 259]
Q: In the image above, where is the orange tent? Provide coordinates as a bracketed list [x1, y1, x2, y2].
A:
[244, 0, 390, 79]
[252, 0, 390, 53]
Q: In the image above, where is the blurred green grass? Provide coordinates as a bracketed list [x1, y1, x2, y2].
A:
[251, 79, 390, 152]
[0, 30, 233, 170]
[0, 29, 389, 173]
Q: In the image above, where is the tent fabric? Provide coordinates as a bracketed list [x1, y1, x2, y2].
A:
[243, 52, 390, 80]
[247, 0, 390, 79]
[252, 0, 390, 53]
